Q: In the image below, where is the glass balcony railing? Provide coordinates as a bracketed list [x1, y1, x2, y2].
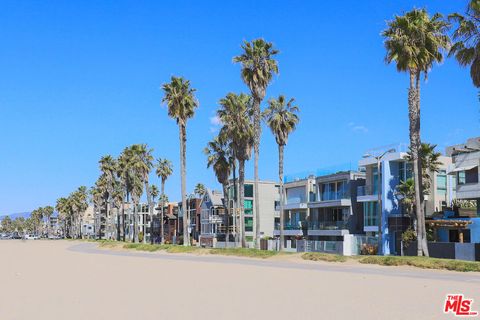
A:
[319, 191, 350, 201]
[357, 185, 380, 196]
[285, 197, 306, 204]
[308, 221, 348, 230]
[274, 222, 305, 230]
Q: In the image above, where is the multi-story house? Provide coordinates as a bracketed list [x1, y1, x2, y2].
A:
[199, 189, 227, 247]
[227, 179, 280, 244]
[276, 171, 365, 253]
[358, 144, 454, 255]
[445, 137, 480, 244]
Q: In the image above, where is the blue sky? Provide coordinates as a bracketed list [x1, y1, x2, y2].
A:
[0, 1, 478, 214]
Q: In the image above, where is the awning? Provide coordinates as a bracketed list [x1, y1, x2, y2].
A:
[448, 165, 477, 175]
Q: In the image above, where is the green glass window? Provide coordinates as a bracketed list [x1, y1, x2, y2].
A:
[245, 217, 253, 232]
[244, 184, 253, 197]
[244, 200, 253, 215]
[364, 201, 378, 227]
[437, 170, 447, 195]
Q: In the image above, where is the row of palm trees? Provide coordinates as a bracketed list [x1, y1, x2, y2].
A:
[55, 187, 89, 238]
[382, 1, 480, 256]
[58, 146, 174, 244]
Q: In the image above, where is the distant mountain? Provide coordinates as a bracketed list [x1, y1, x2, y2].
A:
[0, 212, 31, 220]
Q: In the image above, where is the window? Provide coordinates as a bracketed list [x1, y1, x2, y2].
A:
[364, 201, 378, 227]
[372, 167, 380, 194]
[437, 170, 447, 195]
[245, 217, 253, 232]
[244, 184, 253, 197]
[244, 200, 253, 215]
[274, 201, 280, 209]
[458, 171, 466, 185]
[399, 161, 413, 182]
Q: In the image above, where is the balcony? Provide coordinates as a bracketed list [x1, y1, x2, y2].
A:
[273, 222, 305, 236]
[357, 185, 380, 202]
[307, 221, 349, 236]
[308, 221, 348, 230]
[282, 197, 308, 210]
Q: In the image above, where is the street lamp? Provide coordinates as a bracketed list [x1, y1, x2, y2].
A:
[364, 148, 395, 255]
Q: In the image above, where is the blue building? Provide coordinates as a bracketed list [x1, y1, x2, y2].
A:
[357, 144, 455, 255]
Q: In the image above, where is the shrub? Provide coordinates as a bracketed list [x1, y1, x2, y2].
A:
[360, 243, 378, 255]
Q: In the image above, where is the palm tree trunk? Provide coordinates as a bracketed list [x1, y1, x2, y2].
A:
[133, 203, 138, 243]
[180, 122, 189, 246]
[231, 158, 238, 247]
[116, 207, 121, 241]
[278, 144, 285, 251]
[122, 200, 126, 242]
[145, 180, 152, 244]
[239, 159, 246, 248]
[409, 71, 426, 257]
[161, 180, 165, 245]
[415, 73, 429, 257]
[222, 183, 229, 246]
[253, 96, 261, 249]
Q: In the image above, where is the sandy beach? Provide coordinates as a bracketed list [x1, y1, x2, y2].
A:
[1, 240, 478, 320]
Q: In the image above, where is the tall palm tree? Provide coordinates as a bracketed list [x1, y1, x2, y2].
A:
[111, 180, 124, 241]
[382, 8, 450, 256]
[204, 135, 232, 243]
[99, 155, 117, 238]
[56, 197, 69, 237]
[218, 93, 254, 247]
[118, 146, 136, 241]
[43, 206, 54, 238]
[234, 39, 279, 248]
[156, 158, 173, 244]
[449, 1, 480, 88]
[150, 185, 159, 203]
[263, 95, 300, 250]
[130, 144, 154, 243]
[162, 76, 199, 246]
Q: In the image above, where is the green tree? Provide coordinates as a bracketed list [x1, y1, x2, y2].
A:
[263, 95, 300, 250]
[1, 216, 13, 233]
[43, 206, 54, 237]
[194, 183, 206, 198]
[382, 8, 450, 256]
[149, 185, 159, 203]
[162, 76, 199, 246]
[449, 0, 480, 87]
[156, 158, 173, 244]
[217, 93, 254, 247]
[234, 39, 279, 248]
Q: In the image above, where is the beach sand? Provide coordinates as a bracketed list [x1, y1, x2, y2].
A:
[0, 240, 478, 320]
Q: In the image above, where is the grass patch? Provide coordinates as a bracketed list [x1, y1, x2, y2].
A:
[122, 243, 166, 252]
[358, 255, 480, 272]
[302, 252, 347, 263]
[210, 248, 278, 259]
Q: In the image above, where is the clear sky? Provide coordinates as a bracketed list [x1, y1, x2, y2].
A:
[1, 1, 479, 214]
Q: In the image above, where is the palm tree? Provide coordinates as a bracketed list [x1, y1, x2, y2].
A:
[162, 76, 198, 246]
[263, 95, 300, 250]
[118, 146, 136, 241]
[204, 135, 232, 243]
[382, 8, 450, 256]
[449, 1, 480, 88]
[234, 39, 279, 248]
[43, 206, 54, 238]
[218, 93, 254, 247]
[150, 185, 159, 203]
[406, 143, 443, 194]
[194, 183, 206, 198]
[111, 180, 124, 241]
[396, 178, 416, 229]
[56, 197, 69, 238]
[71, 186, 89, 238]
[156, 158, 173, 244]
[99, 155, 117, 238]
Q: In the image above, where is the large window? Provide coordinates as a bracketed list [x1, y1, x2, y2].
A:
[244, 200, 253, 215]
[398, 161, 413, 182]
[437, 170, 447, 195]
[372, 167, 380, 194]
[244, 184, 253, 197]
[245, 217, 253, 232]
[364, 201, 378, 227]
[458, 167, 478, 185]
[320, 180, 348, 200]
